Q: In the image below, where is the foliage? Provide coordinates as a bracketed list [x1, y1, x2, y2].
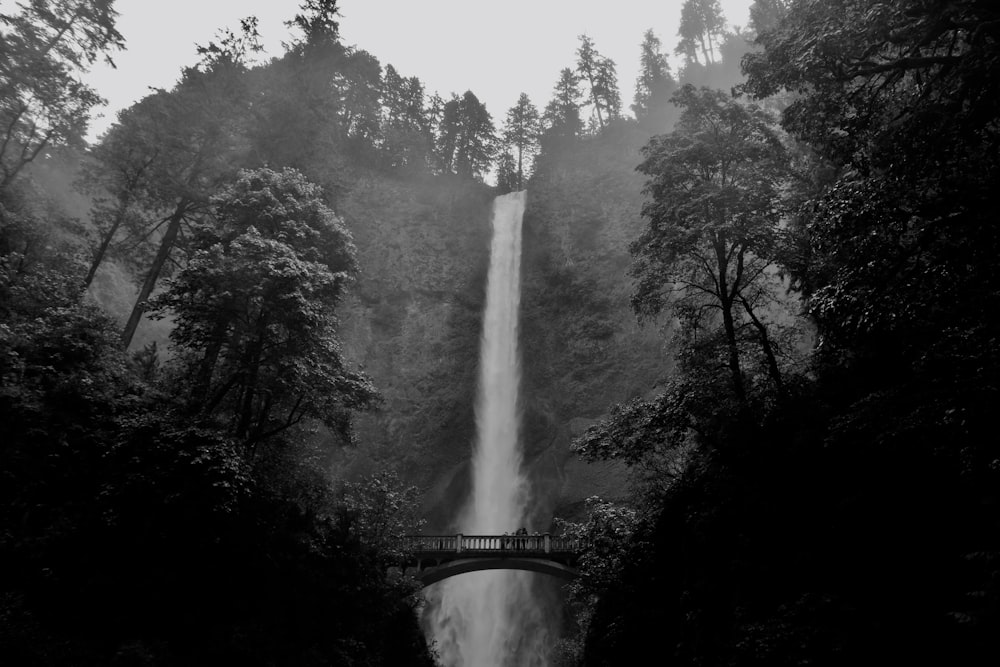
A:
[675, 0, 728, 66]
[287, 0, 341, 49]
[90, 55, 257, 347]
[747, 0, 788, 37]
[380, 63, 434, 172]
[557, 497, 643, 600]
[632, 29, 678, 131]
[572, 385, 696, 465]
[342, 470, 425, 567]
[553, 497, 644, 666]
[499, 92, 541, 190]
[436, 90, 496, 180]
[0, 0, 123, 194]
[576, 35, 621, 130]
[0, 220, 431, 665]
[541, 67, 584, 148]
[572, 1, 1000, 664]
[152, 167, 378, 448]
[633, 84, 790, 404]
[742, 0, 1000, 352]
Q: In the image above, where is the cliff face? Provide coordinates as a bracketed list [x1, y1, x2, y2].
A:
[335, 174, 494, 530]
[336, 124, 670, 530]
[519, 123, 669, 525]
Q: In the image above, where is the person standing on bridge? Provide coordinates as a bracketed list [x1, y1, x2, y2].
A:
[515, 527, 527, 550]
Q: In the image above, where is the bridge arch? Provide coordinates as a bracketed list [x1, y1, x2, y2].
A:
[401, 534, 582, 588]
[416, 557, 578, 587]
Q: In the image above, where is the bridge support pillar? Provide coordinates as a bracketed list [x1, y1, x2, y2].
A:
[544, 533, 551, 553]
[456, 533, 463, 553]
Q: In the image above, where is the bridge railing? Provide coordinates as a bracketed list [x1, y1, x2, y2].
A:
[404, 534, 581, 555]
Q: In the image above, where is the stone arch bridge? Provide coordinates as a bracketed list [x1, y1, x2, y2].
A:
[401, 534, 581, 587]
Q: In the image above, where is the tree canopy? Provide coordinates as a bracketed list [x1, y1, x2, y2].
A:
[0, 0, 123, 194]
[632, 84, 789, 405]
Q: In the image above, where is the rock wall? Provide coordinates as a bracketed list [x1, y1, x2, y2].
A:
[335, 174, 493, 530]
[519, 123, 670, 525]
[336, 126, 673, 529]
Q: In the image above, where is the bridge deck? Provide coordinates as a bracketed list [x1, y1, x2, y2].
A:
[405, 534, 580, 560]
[401, 534, 582, 585]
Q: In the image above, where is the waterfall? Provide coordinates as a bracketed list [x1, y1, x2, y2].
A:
[428, 191, 548, 666]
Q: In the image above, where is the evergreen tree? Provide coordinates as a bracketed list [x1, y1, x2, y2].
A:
[107, 52, 255, 349]
[0, 0, 123, 196]
[501, 93, 541, 189]
[576, 35, 621, 130]
[542, 67, 584, 142]
[287, 0, 341, 49]
[495, 150, 519, 193]
[436, 90, 496, 180]
[631, 29, 677, 130]
[380, 64, 432, 170]
[675, 0, 728, 66]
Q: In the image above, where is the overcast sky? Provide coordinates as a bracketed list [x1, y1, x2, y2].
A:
[82, 0, 753, 140]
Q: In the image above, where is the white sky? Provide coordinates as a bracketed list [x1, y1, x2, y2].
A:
[81, 0, 753, 140]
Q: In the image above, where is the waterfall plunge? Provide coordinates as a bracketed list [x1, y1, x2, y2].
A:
[428, 191, 548, 666]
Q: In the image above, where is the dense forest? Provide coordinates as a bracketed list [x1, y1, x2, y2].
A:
[1, 0, 998, 665]
[554, 1, 1000, 665]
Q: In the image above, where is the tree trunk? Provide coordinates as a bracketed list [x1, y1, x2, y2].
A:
[516, 144, 524, 190]
[83, 197, 130, 290]
[715, 238, 746, 404]
[699, 34, 712, 66]
[584, 70, 605, 129]
[236, 315, 267, 440]
[192, 319, 229, 406]
[740, 295, 787, 398]
[121, 201, 187, 348]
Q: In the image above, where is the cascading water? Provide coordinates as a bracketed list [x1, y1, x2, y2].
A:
[428, 191, 549, 666]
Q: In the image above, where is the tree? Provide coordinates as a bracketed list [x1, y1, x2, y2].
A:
[553, 496, 643, 665]
[632, 29, 677, 130]
[747, 0, 788, 38]
[741, 0, 1000, 355]
[78, 19, 265, 294]
[576, 35, 621, 130]
[500, 93, 541, 189]
[495, 150, 519, 193]
[675, 0, 728, 66]
[77, 115, 156, 290]
[632, 85, 788, 406]
[287, 0, 341, 49]
[251, 1, 384, 172]
[0, 0, 123, 197]
[542, 67, 584, 143]
[380, 64, 432, 170]
[106, 40, 257, 349]
[436, 90, 496, 180]
[151, 167, 377, 449]
[342, 470, 425, 567]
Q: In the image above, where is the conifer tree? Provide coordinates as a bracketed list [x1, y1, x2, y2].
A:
[675, 0, 727, 66]
[501, 93, 541, 189]
[543, 68, 584, 141]
[576, 35, 621, 130]
[436, 91, 496, 180]
[632, 29, 676, 130]
[380, 65, 432, 170]
[0, 0, 124, 195]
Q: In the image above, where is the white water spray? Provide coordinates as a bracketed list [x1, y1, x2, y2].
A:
[429, 191, 548, 666]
